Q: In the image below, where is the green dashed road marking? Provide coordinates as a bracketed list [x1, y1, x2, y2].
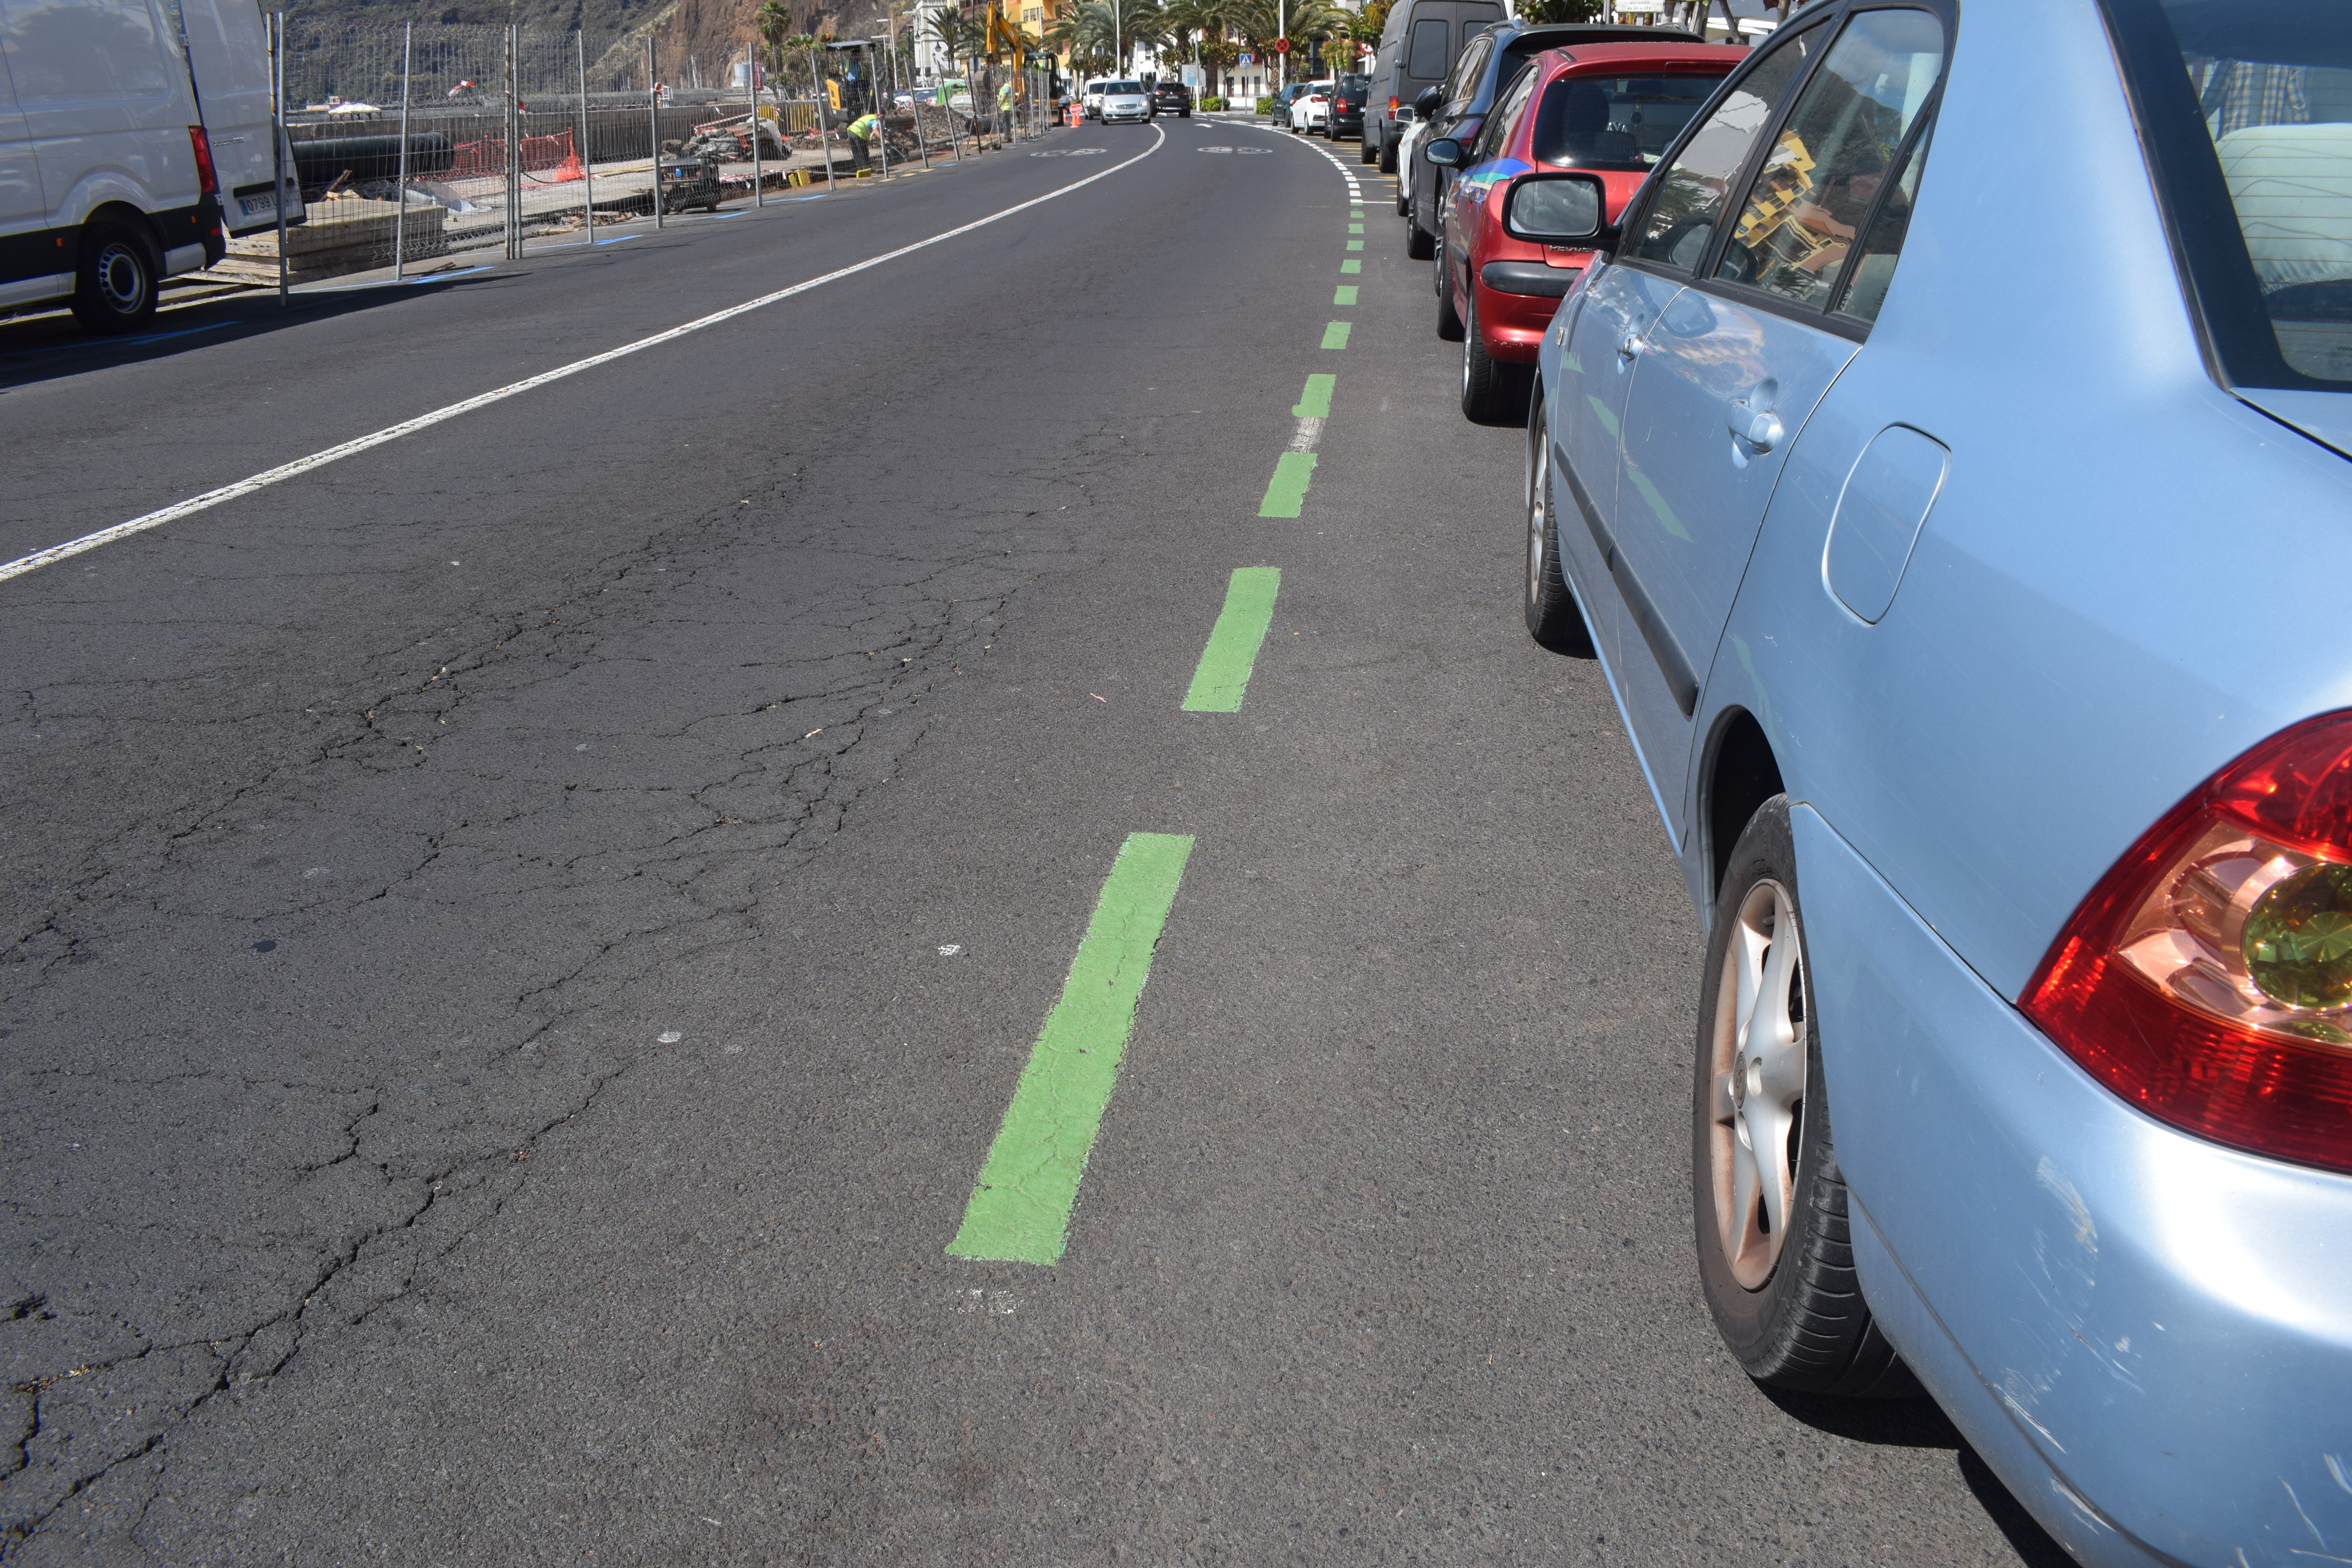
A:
[1345, 240, 1365, 251]
[1334, 285, 1358, 305]
[1320, 321, 1352, 350]
[1292, 374, 1336, 418]
[1181, 568, 1281, 713]
[1340, 260, 1362, 274]
[1348, 223, 1364, 233]
[1259, 452, 1318, 517]
[947, 833, 1197, 1267]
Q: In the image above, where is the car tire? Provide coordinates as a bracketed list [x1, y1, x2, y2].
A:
[1524, 394, 1595, 656]
[70, 218, 161, 334]
[1435, 244, 1464, 341]
[1361, 134, 1377, 165]
[1406, 208, 1436, 260]
[1692, 799, 1923, 1400]
[1461, 292, 1530, 425]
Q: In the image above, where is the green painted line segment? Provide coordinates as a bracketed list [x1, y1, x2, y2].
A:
[1333, 285, 1358, 305]
[1345, 240, 1365, 251]
[1348, 223, 1364, 234]
[1320, 321, 1352, 351]
[947, 832, 1197, 1266]
[1340, 260, 1362, 275]
[1259, 451, 1318, 517]
[1292, 373, 1335, 419]
[1181, 568, 1281, 713]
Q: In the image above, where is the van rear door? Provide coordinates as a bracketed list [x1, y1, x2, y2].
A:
[174, 0, 294, 232]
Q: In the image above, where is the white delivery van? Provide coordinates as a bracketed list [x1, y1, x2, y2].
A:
[0, 0, 300, 332]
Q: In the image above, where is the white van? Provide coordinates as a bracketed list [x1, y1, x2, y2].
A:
[0, 0, 300, 332]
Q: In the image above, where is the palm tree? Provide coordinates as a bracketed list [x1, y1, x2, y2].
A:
[755, 0, 795, 94]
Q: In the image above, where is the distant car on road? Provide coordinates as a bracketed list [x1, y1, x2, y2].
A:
[1269, 82, 1313, 125]
[1097, 80, 1153, 124]
[1329, 74, 1371, 142]
[1083, 79, 1111, 118]
[1521, 3, 2352, 1564]
[1152, 81, 1193, 117]
[1288, 80, 1334, 134]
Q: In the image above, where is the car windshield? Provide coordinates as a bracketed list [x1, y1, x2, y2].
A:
[1105, 82, 1142, 93]
[1532, 71, 1727, 169]
[2113, 0, 2352, 388]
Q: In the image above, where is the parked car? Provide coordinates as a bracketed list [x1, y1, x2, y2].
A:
[0, 0, 297, 332]
[1425, 42, 1736, 419]
[1288, 79, 1335, 134]
[1405, 19, 1702, 260]
[1097, 80, 1152, 124]
[1365, 0, 1505, 173]
[1268, 83, 1312, 125]
[1082, 79, 1112, 118]
[1330, 74, 1371, 142]
[1152, 81, 1193, 117]
[1520, 0, 2352, 1562]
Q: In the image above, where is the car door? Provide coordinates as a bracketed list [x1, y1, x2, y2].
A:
[1415, 24, 1488, 231]
[1550, 25, 1824, 751]
[1606, 3, 1947, 845]
[1, 0, 188, 227]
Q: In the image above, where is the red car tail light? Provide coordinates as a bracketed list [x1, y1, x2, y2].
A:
[2024, 710, 2352, 1175]
[189, 125, 218, 195]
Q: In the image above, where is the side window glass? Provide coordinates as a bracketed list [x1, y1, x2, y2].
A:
[1441, 34, 1490, 109]
[1408, 19, 1452, 83]
[1628, 25, 1821, 271]
[1477, 63, 1537, 160]
[1834, 116, 1931, 323]
[1714, 8, 1945, 308]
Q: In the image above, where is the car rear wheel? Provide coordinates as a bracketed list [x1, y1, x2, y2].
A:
[1524, 394, 1594, 656]
[1360, 133, 1376, 164]
[1693, 799, 1921, 1399]
[1406, 200, 1436, 260]
[71, 219, 160, 334]
[1434, 245, 1464, 341]
[1460, 292, 1530, 424]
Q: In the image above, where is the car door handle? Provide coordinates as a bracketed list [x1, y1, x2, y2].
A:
[1728, 398, 1784, 452]
[1617, 331, 1646, 361]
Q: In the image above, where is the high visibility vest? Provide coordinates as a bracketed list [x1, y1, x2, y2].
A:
[849, 113, 879, 139]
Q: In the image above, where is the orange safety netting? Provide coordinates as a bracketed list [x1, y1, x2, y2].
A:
[446, 127, 583, 182]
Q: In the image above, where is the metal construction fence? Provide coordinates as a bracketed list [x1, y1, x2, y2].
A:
[239, 20, 1061, 289]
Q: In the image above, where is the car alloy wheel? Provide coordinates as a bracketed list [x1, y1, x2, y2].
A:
[1523, 395, 1593, 655]
[1706, 875, 1806, 1291]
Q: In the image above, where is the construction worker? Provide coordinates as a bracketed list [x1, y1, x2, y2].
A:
[846, 107, 880, 171]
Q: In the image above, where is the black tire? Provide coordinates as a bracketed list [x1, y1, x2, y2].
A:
[1379, 132, 1398, 173]
[1692, 799, 1921, 1400]
[1360, 133, 1376, 164]
[1434, 243, 1464, 341]
[1524, 393, 1595, 656]
[70, 219, 161, 334]
[1406, 211, 1436, 260]
[1460, 291, 1531, 424]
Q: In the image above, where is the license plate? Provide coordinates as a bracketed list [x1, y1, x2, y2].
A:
[238, 191, 277, 216]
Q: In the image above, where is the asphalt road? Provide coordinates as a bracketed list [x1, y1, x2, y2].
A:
[0, 117, 2070, 1566]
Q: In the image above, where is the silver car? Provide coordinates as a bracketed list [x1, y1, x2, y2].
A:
[1097, 80, 1152, 123]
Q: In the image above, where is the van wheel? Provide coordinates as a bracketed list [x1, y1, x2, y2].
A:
[1379, 135, 1398, 173]
[1360, 134, 1376, 164]
[71, 220, 161, 334]
[1693, 799, 1922, 1399]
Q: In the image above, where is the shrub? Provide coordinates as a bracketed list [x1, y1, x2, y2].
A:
[1198, 94, 1225, 111]
[1255, 94, 1275, 116]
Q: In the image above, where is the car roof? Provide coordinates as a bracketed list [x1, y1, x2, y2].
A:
[1534, 41, 1747, 67]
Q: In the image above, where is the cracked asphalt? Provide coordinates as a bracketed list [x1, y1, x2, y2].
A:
[0, 119, 2069, 1565]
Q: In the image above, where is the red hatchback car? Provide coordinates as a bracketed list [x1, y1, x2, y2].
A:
[1426, 42, 1744, 421]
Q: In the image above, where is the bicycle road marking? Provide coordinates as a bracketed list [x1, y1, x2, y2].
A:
[1321, 321, 1352, 350]
[1181, 568, 1281, 713]
[947, 832, 1196, 1266]
[1259, 452, 1317, 517]
[0, 125, 1170, 587]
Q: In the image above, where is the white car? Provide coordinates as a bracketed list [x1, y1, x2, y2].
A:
[1096, 80, 1152, 124]
[1394, 116, 1427, 214]
[1082, 79, 1111, 119]
[1287, 79, 1334, 134]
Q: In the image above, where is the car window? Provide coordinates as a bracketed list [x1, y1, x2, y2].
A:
[1533, 71, 1726, 170]
[1408, 18, 1452, 81]
[1627, 22, 1822, 270]
[1834, 115, 1932, 323]
[1713, 9, 1945, 309]
[1445, 33, 1494, 109]
[1477, 62, 1538, 161]
[2098, 0, 2352, 389]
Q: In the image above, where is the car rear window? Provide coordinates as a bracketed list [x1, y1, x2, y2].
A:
[2104, 0, 2352, 389]
[1532, 72, 1727, 169]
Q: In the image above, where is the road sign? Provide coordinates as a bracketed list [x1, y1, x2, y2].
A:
[1614, 0, 1666, 11]
[1274, 37, 1290, 52]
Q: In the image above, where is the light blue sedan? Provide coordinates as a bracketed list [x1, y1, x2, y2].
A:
[1512, 0, 2352, 1561]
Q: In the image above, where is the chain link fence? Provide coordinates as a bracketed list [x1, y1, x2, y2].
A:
[215, 21, 1060, 290]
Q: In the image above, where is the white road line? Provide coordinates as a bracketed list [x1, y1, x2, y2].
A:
[0, 126, 1167, 588]
[1289, 416, 1325, 452]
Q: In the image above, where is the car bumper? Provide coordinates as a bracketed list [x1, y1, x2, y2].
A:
[1790, 803, 2352, 1568]
[1472, 267, 1575, 361]
[1102, 109, 1150, 122]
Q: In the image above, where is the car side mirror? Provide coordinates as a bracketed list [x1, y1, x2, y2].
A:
[1503, 172, 1609, 245]
[1424, 137, 1463, 167]
[1414, 85, 1442, 116]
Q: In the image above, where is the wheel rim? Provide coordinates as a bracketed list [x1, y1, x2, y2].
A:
[94, 243, 147, 315]
[1527, 416, 1547, 605]
[1707, 878, 1807, 1290]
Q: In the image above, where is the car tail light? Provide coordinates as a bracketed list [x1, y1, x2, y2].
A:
[189, 125, 218, 195]
[2023, 711, 2352, 1175]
